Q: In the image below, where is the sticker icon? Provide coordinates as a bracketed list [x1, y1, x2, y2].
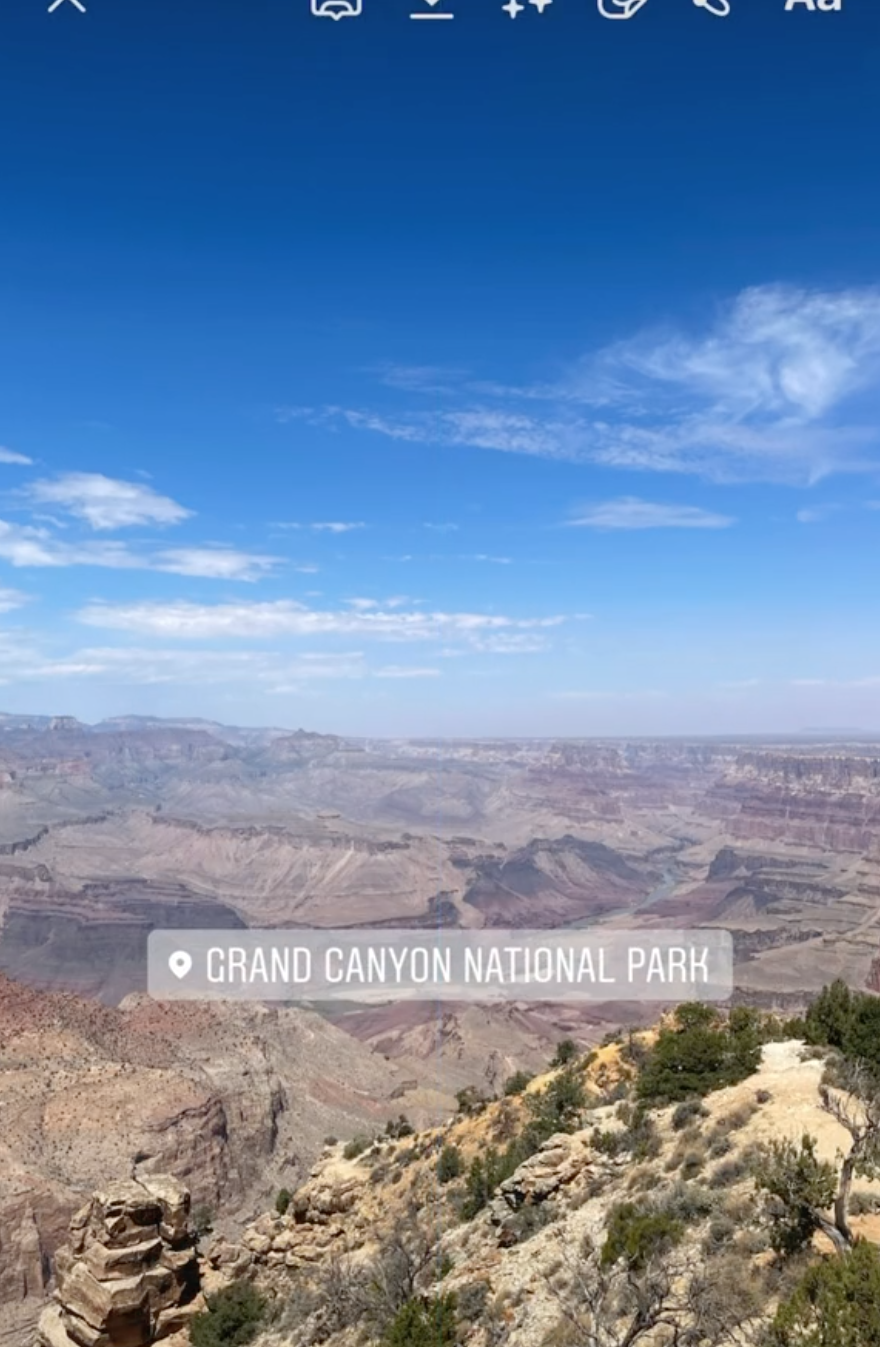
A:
[168, 951, 193, 980]
[597, 0, 650, 17]
[311, 0, 362, 18]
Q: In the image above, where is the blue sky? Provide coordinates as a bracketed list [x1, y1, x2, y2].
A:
[1, 0, 879, 736]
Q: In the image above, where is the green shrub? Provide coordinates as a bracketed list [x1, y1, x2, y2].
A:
[666, 1134, 708, 1174]
[456, 1281, 489, 1324]
[386, 1114, 415, 1140]
[708, 1155, 753, 1189]
[636, 1004, 762, 1105]
[550, 1039, 578, 1067]
[703, 1214, 736, 1253]
[601, 1202, 683, 1271]
[191, 1205, 214, 1240]
[626, 1107, 661, 1161]
[710, 1102, 758, 1137]
[434, 1252, 454, 1281]
[850, 1191, 880, 1215]
[275, 1188, 292, 1216]
[436, 1144, 464, 1184]
[753, 1134, 837, 1256]
[671, 1099, 709, 1131]
[344, 1134, 372, 1160]
[190, 1283, 266, 1347]
[591, 1127, 626, 1157]
[382, 1294, 458, 1347]
[768, 1238, 880, 1346]
[460, 1143, 526, 1219]
[679, 1148, 706, 1180]
[503, 1070, 533, 1097]
[657, 1180, 715, 1224]
[805, 980, 880, 1079]
[523, 1067, 586, 1147]
[455, 1086, 489, 1117]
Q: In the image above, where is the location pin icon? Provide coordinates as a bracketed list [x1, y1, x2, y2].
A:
[168, 950, 193, 980]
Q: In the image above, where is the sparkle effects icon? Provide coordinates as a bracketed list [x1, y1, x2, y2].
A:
[502, 0, 524, 14]
[694, 0, 730, 12]
[597, 0, 650, 17]
[529, 0, 553, 10]
[168, 951, 193, 980]
[311, 0, 362, 18]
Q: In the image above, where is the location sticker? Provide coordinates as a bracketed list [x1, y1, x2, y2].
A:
[168, 950, 193, 980]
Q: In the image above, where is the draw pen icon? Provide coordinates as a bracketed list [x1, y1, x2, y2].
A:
[597, 0, 650, 16]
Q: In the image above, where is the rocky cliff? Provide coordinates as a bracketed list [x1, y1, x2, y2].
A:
[0, 974, 441, 1346]
[708, 751, 880, 852]
[212, 1037, 880, 1347]
[36, 1176, 201, 1347]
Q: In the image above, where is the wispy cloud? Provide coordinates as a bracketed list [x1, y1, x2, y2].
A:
[151, 548, 281, 581]
[274, 520, 365, 534]
[9, 645, 372, 687]
[0, 637, 438, 690]
[347, 596, 415, 610]
[374, 665, 441, 678]
[0, 446, 33, 466]
[0, 587, 29, 613]
[795, 504, 840, 524]
[27, 473, 192, 530]
[75, 597, 565, 647]
[0, 521, 281, 579]
[568, 498, 734, 530]
[295, 285, 880, 485]
[375, 364, 465, 394]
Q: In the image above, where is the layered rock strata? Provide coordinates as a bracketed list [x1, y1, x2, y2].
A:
[36, 1177, 201, 1347]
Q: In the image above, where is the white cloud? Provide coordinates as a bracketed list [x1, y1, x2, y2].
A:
[0, 587, 29, 613]
[0, 446, 32, 466]
[470, 632, 552, 654]
[375, 364, 465, 394]
[796, 505, 840, 524]
[311, 521, 365, 534]
[374, 666, 441, 679]
[153, 548, 281, 581]
[0, 638, 447, 690]
[28, 473, 192, 530]
[275, 520, 365, 534]
[75, 598, 566, 646]
[569, 498, 734, 530]
[300, 286, 880, 484]
[15, 646, 370, 687]
[0, 521, 280, 579]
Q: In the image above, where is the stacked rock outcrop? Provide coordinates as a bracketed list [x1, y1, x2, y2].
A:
[36, 1176, 201, 1347]
[208, 1168, 365, 1277]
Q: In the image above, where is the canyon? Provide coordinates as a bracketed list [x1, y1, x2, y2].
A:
[4, 715, 880, 1341]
